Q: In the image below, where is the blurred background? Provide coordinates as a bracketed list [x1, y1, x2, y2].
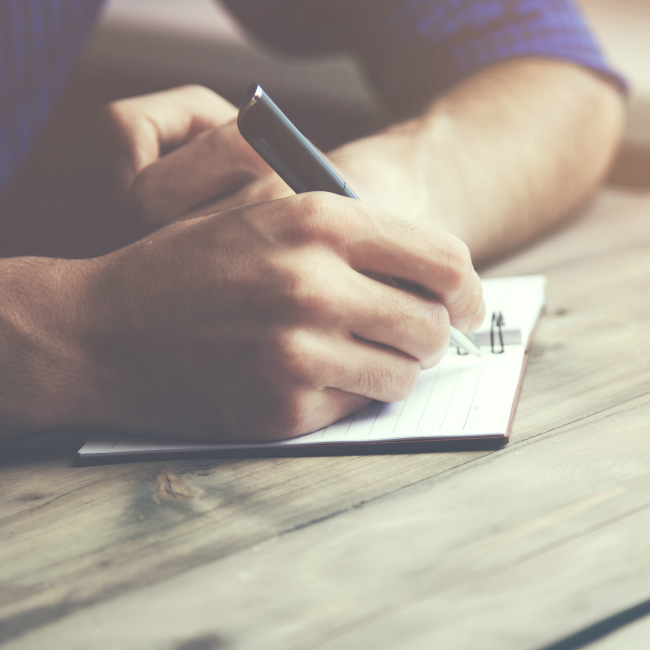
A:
[83, 0, 650, 157]
[2, 0, 648, 258]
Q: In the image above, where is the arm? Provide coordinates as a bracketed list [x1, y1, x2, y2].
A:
[122, 60, 624, 265]
[329, 58, 626, 263]
[208, 0, 625, 264]
[0, 196, 484, 443]
[0, 257, 98, 437]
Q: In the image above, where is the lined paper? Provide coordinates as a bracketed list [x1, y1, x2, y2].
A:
[78, 276, 546, 459]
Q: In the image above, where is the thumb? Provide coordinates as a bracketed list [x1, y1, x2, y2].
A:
[130, 118, 274, 226]
[100, 85, 239, 192]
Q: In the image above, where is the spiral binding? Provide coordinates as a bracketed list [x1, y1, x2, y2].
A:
[456, 311, 520, 355]
[491, 312, 505, 355]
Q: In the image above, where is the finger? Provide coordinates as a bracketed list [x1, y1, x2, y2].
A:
[282, 193, 485, 332]
[266, 388, 372, 441]
[303, 261, 451, 368]
[324, 336, 422, 403]
[349, 283, 451, 369]
[283, 328, 421, 403]
[347, 213, 484, 332]
[101, 85, 239, 191]
[466, 296, 487, 332]
[131, 119, 276, 225]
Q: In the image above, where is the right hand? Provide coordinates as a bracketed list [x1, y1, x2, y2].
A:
[71, 192, 484, 441]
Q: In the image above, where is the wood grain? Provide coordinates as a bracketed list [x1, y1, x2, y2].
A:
[3, 188, 650, 649]
[7, 390, 650, 650]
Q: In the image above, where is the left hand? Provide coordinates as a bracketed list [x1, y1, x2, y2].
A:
[101, 85, 294, 227]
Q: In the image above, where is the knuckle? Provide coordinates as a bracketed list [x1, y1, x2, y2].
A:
[291, 192, 344, 247]
[275, 329, 319, 386]
[181, 84, 213, 99]
[300, 283, 337, 319]
[252, 382, 310, 440]
[99, 101, 129, 133]
[99, 101, 145, 151]
[273, 391, 311, 438]
[281, 259, 339, 320]
[465, 275, 484, 316]
[298, 191, 330, 217]
[441, 238, 473, 293]
[420, 302, 451, 356]
[99, 100, 153, 193]
[392, 358, 421, 401]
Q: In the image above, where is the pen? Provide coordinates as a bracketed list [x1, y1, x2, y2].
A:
[237, 83, 482, 358]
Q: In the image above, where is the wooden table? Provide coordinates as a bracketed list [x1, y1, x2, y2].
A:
[3, 188, 650, 650]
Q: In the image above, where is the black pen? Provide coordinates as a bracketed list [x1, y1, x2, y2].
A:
[237, 83, 481, 358]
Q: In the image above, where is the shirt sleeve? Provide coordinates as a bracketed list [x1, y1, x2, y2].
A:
[221, 0, 626, 117]
[0, 0, 105, 191]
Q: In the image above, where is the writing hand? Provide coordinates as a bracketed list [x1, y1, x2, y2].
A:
[74, 193, 483, 441]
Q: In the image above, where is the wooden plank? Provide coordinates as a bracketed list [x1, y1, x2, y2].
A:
[1, 450, 496, 641]
[5, 389, 650, 650]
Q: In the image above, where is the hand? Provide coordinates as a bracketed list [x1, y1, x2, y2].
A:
[101, 86, 443, 229]
[101, 85, 288, 226]
[69, 193, 484, 441]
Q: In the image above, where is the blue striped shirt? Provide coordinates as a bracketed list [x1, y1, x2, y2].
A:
[0, 0, 102, 190]
[0, 0, 622, 191]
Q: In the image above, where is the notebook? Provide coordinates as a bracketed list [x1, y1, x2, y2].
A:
[77, 275, 546, 462]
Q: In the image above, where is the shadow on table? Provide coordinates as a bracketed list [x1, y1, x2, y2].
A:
[1, 431, 90, 468]
[537, 595, 650, 650]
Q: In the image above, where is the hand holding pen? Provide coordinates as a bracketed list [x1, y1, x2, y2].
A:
[98, 84, 484, 439]
[237, 83, 484, 358]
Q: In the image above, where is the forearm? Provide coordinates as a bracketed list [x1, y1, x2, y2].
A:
[0, 196, 485, 444]
[0, 257, 98, 440]
[329, 59, 625, 264]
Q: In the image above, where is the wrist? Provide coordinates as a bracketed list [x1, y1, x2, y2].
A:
[327, 121, 450, 230]
[0, 257, 103, 438]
